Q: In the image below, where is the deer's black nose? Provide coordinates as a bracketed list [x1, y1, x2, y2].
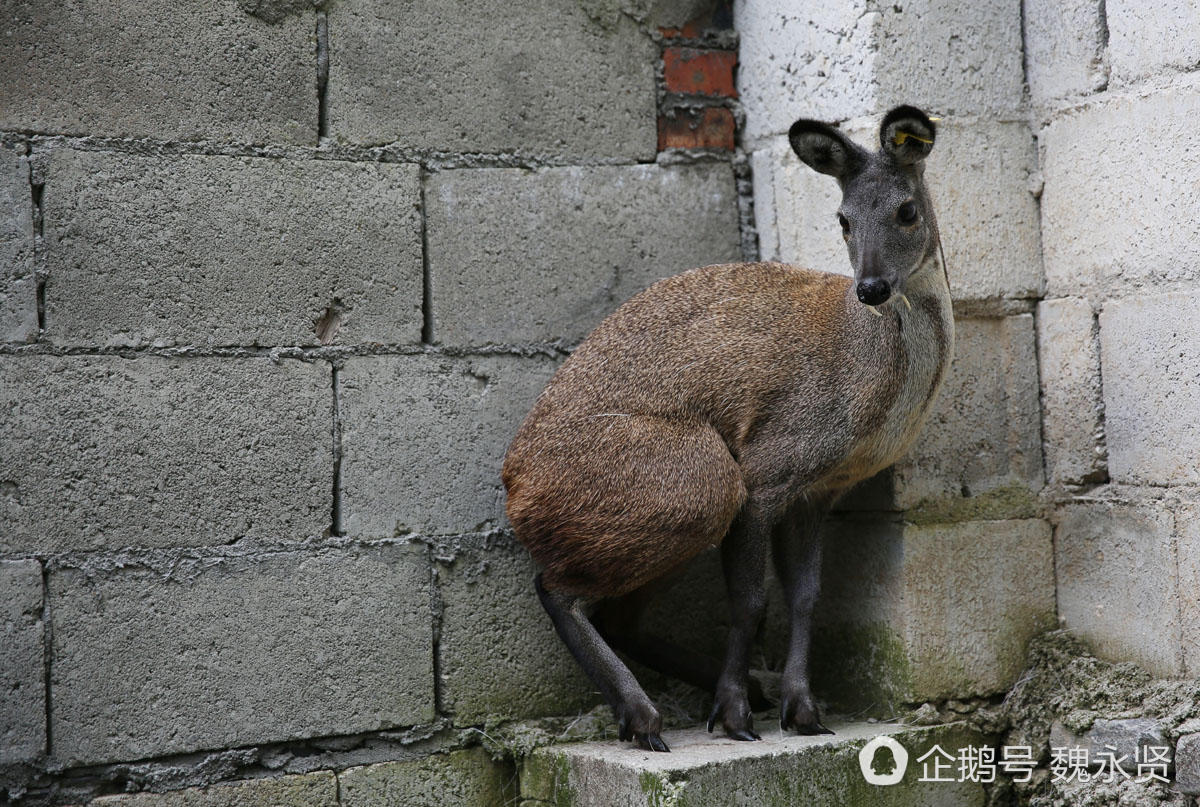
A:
[857, 278, 891, 306]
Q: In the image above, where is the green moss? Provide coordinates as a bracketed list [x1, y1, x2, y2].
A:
[810, 622, 914, 716]
[906, 484, 1040, 525]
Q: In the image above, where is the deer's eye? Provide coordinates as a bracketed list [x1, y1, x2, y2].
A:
[837, 213, 850, 236]
[897, 200, 918, 224]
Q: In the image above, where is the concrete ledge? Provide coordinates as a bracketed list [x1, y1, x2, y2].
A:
[522, 720, 986, 806]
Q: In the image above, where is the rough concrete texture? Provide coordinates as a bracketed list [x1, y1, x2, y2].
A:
[0, 559, 45, 764]
[1002, 631, 1200, 806]
[1049, 717, 1170, 770]
[426, 163, 742, 347]
[326, 0, 656, 159]
[735, 0, 1023, 142]
[1041, 82, 1200, 299]
[1106, 0, 1200, 83]
[843, 315, 1044, 520]
[438, 537, 595, 723]
[339, 354, 559, 537]
[1037, 297, 1107, 485]
[43, 149, 422, 347]
[0, 0, 314, 144]
[86, 772, 338, 807]
[1022, 0, 1108, 105]
[49, 543, 433, 766]
[1100, 293, 1200, 487]
[0, 355, 330, 553]
[522, 721, 986, 806]
[1177, 733, 1200, 796]
[751, 119, 1042, 303]
[339, 748, 517, 806]
[0, 146, 37, 343]
[1177, 502, 1200, 677]
[811, 517, 1055, 711]
[1054, 497, 1183, 677]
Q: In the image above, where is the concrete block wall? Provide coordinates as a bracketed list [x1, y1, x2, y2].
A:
[1028, 0, 1200, 679]
[736, 0, 1053, 714]
[0, 1, 747, 803]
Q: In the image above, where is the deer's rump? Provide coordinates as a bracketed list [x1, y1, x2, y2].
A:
[502, 413, 746, 598]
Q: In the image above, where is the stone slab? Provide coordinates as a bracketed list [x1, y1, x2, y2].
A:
[1106, 0, 1200, 83]
[1041, 84, 1200, 300]
[1177, 732, 1200, 796]
[326, 0, 657, 159]
[0, 355, 330, 554]
[1100, 293, 1200, 486]
[750, 119, 1042, 304]
[1037, 297, 1107, 485]
[0, 0, 315, 144]
[812, 518, 1055, 710]
[340, 748, 516, 807]
[1054, 496, 1184, 677]
[735, 0, 1023, 141]
[42, 149, 422, 347]
[338, 354, 558, 537]
[425, 163, 742, 347]
[0, 146, 36, 342]
[0, 559, 45, 764]
[87, 772, 338, 807]
[1023, 0, 1108, 105]
[49, 544, 433, 766]
[438, 539, 595, 723]
[523, 721, 986, 806]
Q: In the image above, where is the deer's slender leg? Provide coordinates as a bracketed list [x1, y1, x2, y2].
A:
[708, 497, 776, 741]
[771, 497, 835, 735]
[534, 574, 669, 752]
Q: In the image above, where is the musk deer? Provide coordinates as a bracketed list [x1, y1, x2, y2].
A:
[502, 106, 953, 751]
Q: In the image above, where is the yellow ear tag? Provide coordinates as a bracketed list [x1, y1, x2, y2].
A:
[893, 130, 933, 147]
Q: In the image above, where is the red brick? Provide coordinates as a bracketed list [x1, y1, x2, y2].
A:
[657, 107, 735, 151]
[663, 48, 738, 98]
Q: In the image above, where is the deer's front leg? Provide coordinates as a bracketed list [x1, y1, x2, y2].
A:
[771, 498, 834, 735]
[708, 499, 773, 741]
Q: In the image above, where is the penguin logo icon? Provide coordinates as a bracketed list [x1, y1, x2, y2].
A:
[859, 735, 909, 785]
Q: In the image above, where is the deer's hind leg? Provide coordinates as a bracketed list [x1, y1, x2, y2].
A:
[535, 574, 669, 751]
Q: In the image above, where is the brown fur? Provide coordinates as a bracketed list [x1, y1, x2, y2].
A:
[502, 259, 952, 598]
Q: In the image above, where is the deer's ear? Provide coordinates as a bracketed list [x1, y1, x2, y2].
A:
[789, 119, 864, 180]
[879, 105, 936, 166]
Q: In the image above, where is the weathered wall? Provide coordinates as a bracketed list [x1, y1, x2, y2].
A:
[736, 0, 1055, 714]
[0, 1, 746, 803]
[1027, 0, 1200, 680]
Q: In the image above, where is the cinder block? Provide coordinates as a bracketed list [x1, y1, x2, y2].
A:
[1054, 497, 1183, 677]
[340, 748, 516, 807]
[0, 0, 314, 144]
[750, 119, 1042, 303]
[326, 0, 656, 159]
[339, 354, 558, 538]
[438, 538, 594, 723]
[1100, 293, 1200, 486]
[524, 722, 987, 806]
[88, 772, 338, 807]
[1106, 0, 1200, 82]
[0, 559, 45, 764]
[1, 147, 36, 342]
[0, 356, 330, 553]
[811, 517, 1055, 710]
[49, 544, 433, 766]
[1177, 503, 1200, 677]
[843, 315, 1044, 521]
[1037, 297, 1106, 485]
[43, 149, 422, 347]
[1022, 0, 1108, 104]
[425, 163, 742, 347]
[1041, 85, 1200, 299]
[735, 0, 1023, 142]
